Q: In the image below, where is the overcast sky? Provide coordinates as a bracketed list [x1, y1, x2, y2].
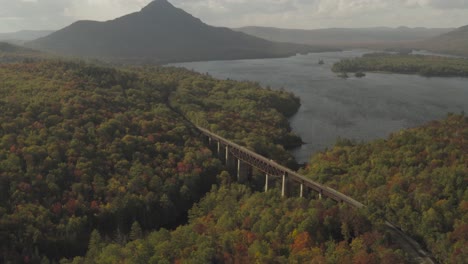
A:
[1, 0, 468, 33]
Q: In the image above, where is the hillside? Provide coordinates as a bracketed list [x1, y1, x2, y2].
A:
[0, 42, 34, 53]
[0, 42, 44, 63]
[236, 26, 452, 48]
[303, 114, 467, 263]
[2, 44, 465, 264]
[419, 25, 468, 57]
[0, 58, 302, 262]
[27, 0, 330, 64]
[71, 185, 408, 263]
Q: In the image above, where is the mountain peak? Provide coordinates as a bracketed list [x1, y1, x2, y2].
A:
[27, 0, 317, 63]
[141, 0, 173, 12]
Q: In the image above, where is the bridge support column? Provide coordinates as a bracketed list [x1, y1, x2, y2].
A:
[281, 174, 287, 197]
[237, 159, 241, 181]
[300, 183, 304, 198]
[225, 146, 229, 164]
[225, 146, 234, 167]
[237, 159, 248, 183]
[319, 191, 323, 200]
[265, 174, 269, 192]
[224, 147, 237, 182]
[217, 141, 223, 160]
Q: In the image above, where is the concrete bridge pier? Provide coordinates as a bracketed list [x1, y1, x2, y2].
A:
[225, 146, 229, 165]
[281, 174, 288, 197]
[237, 159, 250, 183]
[216, 141, 224, 160]
[265, 174, 269, 192]
[205, 136, 219, 158]
[224, 146, 237, 182]
[225, 146, 235, 167]
[299, 183, 304, 198]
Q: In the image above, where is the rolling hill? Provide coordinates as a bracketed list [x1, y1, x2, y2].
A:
[236, 26, 453, 48]
[0, 55, 303, 262]
[419, 25, 468, 57]
[303, 114, 467, 263]
[0, 42, 33, 53]
[0, 42, 44, 63]
[27, 0, 330, 64]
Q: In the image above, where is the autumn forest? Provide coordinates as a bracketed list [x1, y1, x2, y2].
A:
[0, 46, 467, 264]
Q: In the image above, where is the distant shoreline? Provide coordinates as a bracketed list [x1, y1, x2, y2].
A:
[332, 52, 468, 78]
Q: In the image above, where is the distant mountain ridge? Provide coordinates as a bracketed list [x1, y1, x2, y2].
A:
[27, 0, 330, 64]
[235, 26, 453, 48]
[0, 42, 34, 53]
[418, 25, 468, 57]
[0, 30, 54, 44]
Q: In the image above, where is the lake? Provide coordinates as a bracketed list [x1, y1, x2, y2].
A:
[170, 50, 468, 163]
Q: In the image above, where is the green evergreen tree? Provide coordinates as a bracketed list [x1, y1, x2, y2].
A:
[86, 229, 103, 262]
[129, 221, 143, 241]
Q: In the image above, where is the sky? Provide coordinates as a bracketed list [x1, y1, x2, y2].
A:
[1, 0, 468, 33]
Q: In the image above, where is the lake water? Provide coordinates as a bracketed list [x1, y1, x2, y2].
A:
[170, 50, 468, 163]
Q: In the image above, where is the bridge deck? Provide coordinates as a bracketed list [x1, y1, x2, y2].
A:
[196, 126, 437, 263]
[197, 126, 364, 209]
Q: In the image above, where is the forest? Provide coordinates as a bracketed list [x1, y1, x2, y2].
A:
[0, 42, 45, 64]
[303, 114, 467, 263]
[0, 58, 301, 262]
[167, 68, 302, 168]
[332, 53, 468, 77]
[1, 47, 466, 263]
[139, 69, 466, 264]
[69, 185, 407, 263]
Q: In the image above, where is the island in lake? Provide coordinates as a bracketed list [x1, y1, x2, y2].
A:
[332, 53, 468, 77]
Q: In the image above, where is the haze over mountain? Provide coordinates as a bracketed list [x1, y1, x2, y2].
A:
[0, 42, 35, 53]
[418, 25, 468, 57]
[27, 0, 330, 64]
[0, 30, 53, 45]
[236, 26, 453, 48]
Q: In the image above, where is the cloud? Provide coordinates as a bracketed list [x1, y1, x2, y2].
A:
[429, 0, 468, 9]
[313, 0, 390, 17]
[170, 0, 468, 28]
[0, 0, 468, 32]
[403, 0, 468, 9]
[0, 0, 72, 31]
[172, 0, 299, 17]
[64, 0, 152, 21]
[0, 0, 154, 32]
[169, 0, 395, 27]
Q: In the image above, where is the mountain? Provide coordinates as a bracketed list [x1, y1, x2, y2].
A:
[27, 0, 329, 64]
[0, 42, 33, 53]
[419, 25, 468, 57]
[0, 30, 54, 44]
[235, 26, 453, 48]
